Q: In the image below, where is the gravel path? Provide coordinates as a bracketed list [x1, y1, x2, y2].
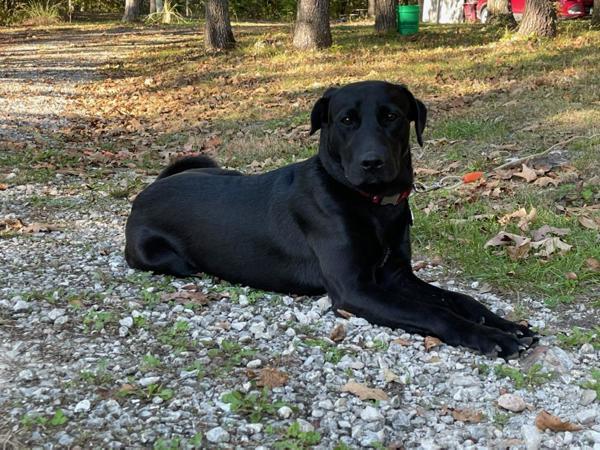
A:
[1, 26, 599, 449]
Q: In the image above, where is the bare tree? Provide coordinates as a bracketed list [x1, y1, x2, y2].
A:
[122, 0, 141, 21]
[368, 0, 375, 16]
[374, 0, 396, 33]
[486, 0, 516, 27]
[592, 0, 600, 27]
[293, 0, 332, 50]
[517, 0, 556, 37]
[150, 0, 156, 13]
[204, 0, 235, 51]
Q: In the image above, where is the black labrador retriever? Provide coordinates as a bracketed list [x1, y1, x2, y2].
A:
[125, 81, 535, 359]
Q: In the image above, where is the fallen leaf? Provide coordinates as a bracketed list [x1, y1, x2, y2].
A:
[161, 290, 209, 304]
[117, 383, 137, 395]
[257, 367, 289, 388]
[391, 338, 411, 346]
[485, 232, 531, 248]
[531, 237, 572, 257]
[414, 167, 440, 176]
[578, 216, 599, 231]
[22, 222, 62, 233]
[565, 272, 578, 280]
[451, 408, 484, 423]
[341, 380, 388, 401]
[499, 208, 537, 231]
[329, 323, 346, 342]
[533, 176, 559, 187]
[462, 171, 484, 183]
[0, 218, 24, 233]
[585, 257, 600, 272]
[534, 410, 583, 432]
[336, 309, 354, 319]
[0, 183, 8, 190]
[506, 241, 531, 261]
[531, 225, 570, 242]
[513, 164, 538, 183]
[424, 336, 442, 351]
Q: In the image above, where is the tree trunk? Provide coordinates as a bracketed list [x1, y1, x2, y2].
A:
[156, 0, 164, 12]
[487, 0, 517, 27]
[368, 0, 375, 17]
[293, 0, 332, 50]
[592, 0, 600, 27]
[204, 0, 235, 51]
[374, 0, 396, 33]
[122, 0, 141, 21]
[150, 0, 156, 13]
[517, 0, 556, 37]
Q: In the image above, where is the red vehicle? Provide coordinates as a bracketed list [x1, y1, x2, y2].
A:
[476, 0, 593, 22]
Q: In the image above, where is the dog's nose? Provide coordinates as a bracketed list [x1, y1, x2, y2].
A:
[360, 157, 384, 171]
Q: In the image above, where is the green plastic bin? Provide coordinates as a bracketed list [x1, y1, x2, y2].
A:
[397, 4, 420, 35]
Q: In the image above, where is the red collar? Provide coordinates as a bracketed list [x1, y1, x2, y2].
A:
[358, 188, 412, 205]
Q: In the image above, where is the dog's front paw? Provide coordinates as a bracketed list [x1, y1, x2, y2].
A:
[464, 326, 533, 360]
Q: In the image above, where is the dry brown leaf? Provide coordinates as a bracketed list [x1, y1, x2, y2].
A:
[22, 222, 62, 233]
[535, 410, 583, 432]
[531, 225, 570, 242]
[383, 368, 400, 383]
[161, 290, 209, 304]
[585, 257, 600, 272]
[578, 216, 599, 231]
[506, 241, 531, 261]
[499, 208, 537, 231]
[0, 183, 8, 190]
[451, 408, 484, 423]
[391, 337, 411, 346]
[485, 232, 530, 248]
[341, 380, 389, 401]
[329, 323, 346, 342]
[414, 167, 440, 176]
[257, 367, 289, 388]
[117, 383, 136, 395]
[336, 309, 354, 319]
[0, 218, 24, 232]
[531, 237, 572, 257]
[565, 272, 578, 280]
[513, 164, 538, 183]
[533, 176, 559, 187]
[424, 336, 442, 351]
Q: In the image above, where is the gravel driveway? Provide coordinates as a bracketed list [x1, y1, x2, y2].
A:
[0, 25, 598, 449]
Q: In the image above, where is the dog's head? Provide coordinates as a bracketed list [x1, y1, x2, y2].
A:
[310, 81, 427, 196]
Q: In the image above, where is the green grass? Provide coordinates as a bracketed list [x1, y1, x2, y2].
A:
[221, 387, 288, 423]
[494, 364, 555, 390]
[557, 327, 600, 350]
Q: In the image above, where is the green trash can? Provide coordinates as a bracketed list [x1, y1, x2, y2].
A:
[397, 4, 420, 35]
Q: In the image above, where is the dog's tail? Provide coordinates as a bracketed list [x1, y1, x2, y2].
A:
[157, 155, 219, 180]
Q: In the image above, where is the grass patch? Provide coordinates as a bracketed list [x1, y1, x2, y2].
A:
[222, 387, 288, 423]
[557, 326, 600, 350]
[494, 364, 554, 389]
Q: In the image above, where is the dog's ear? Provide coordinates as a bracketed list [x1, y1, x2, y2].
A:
[310, 87, 338, 135]
[401, 87, 427, 147]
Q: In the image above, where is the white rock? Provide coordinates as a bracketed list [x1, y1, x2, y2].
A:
[278, 406, 293, 419]
[581, 389, 598, 406]
[586, 430, 600, 444]
[48, 308, 65, 320]
[138, 376, 160, 387]
[246, 423, 263, 434]
[231, 321, 247, 331]
[360, 405, 383, 422]
[246, 359, 262, 369]
[206, 427, 230, 443]
[497, 393, 527, 412]
[238, 295, 249, 306]
[296, 419, 314, 433]
[13, 300, 30, 311]
[522, 425, 542, 450]
[316, 296, 331, 313]
[293, 308, 310, 325]
[74, 399, 91, 412]
[119, 316, 133, 328]
[54, 316, 68, 326]
[564, 431, 573, 445]
[577, 408, 598, 425]
[580, 343, 595, 354]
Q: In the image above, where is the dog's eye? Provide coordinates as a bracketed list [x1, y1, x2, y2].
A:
[340, 116, 353, 126]
[384, 112, 398, 122]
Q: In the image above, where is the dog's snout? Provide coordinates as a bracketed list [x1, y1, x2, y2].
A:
[360, 156, 384, 172]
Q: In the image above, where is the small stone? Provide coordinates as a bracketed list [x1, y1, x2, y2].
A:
[521, 346, 574, 375]
[278, 406, 293, 419]
[48, 308, 65, 320]
[296, 419, 314, 433]
[316, 296, 331, 313]
[580, 343, 595, 354]
[105, 399, 121, 415]
[238, 295, 249, 306]
[54, 316, 68, 326]
[13, 300, 30, 312]
[585, 430, 600, 444]
[74, 399, 91, 412]
[246, 423, 263, 434]
[564, 431, 573, 445]
[138, 376, 160, 387]
[206, 427, 230, 443]
[246, 359, 262, 369]
[452, 375, 479, 387]
[18, 369, 35, 381]
[360, 406, 383, 422]
[577, 408, 598, 425]
[497, 393, 527, 412]
[581, 389, 597, 406]
[119, 316, 133, 328]
[522, 424, 542, 450]
[58, 434, 74, 446]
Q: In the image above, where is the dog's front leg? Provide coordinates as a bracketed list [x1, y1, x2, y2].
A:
[311, 237, 527, 359]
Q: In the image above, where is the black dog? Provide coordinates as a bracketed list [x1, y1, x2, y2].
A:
[125, 81, 535, 358]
